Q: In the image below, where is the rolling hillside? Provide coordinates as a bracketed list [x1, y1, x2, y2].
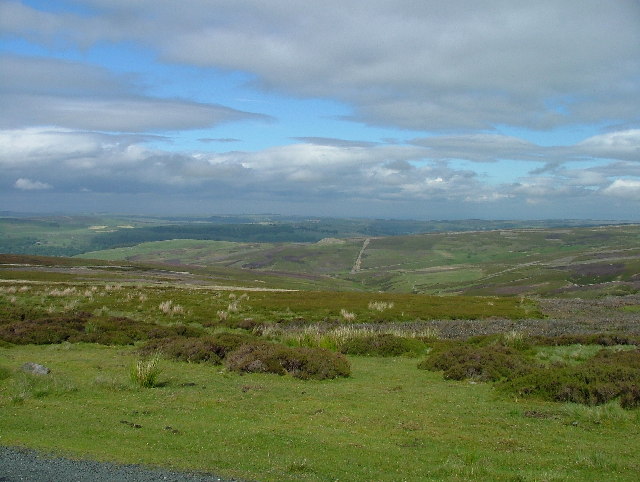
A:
[75, 224, 640, 297]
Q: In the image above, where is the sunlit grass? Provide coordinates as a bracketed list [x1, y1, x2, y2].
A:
[1, 344, 639, 481]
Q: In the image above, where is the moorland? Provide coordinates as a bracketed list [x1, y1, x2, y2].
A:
[1, 215, 639, 480]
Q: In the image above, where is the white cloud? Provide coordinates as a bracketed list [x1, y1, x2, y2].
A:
[0, 55, 269, 132]
[602, 179, 640, 200]
[3, 125, 640, 221]
[2, 1, 638, 131]
[577, 130, 640, 162]
[15, 178, 51, 190]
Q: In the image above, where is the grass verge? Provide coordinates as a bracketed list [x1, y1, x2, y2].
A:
[1, 343, 639, 481]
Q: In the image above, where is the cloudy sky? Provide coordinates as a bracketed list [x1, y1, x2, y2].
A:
[1, 0, 639, 219]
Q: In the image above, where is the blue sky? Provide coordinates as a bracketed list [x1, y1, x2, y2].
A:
[1, 0, 639, 219]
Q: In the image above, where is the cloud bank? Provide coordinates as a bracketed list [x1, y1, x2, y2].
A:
[1, 1, 639, 218]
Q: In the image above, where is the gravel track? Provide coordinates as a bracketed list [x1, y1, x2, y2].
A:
[0, 446, 240, 482]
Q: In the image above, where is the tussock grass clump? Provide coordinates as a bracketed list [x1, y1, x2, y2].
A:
[368, 301, 395, 312]
[225, 342, 351, 380]
[8, 372, 77, 403]
[339, 334, 426, 357]
[263, 323, 439, 353]
[340, 309, 356, 322]
[47, 287, 77, 297]
[159, 300, 185, 315]
[130, 354, 162, 388]
[418, 343, 534, 382]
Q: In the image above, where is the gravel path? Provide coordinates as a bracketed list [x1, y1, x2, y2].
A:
[0, 446, 241, 482]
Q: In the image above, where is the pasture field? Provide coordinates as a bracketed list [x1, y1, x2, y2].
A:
[2, 342, 639, 481]
[1, 268, 639, 480]
[1, 221, 640, 480]
[74, 224, 640, 297]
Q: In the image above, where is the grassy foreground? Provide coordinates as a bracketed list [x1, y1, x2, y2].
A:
[1, 343, 639, 481]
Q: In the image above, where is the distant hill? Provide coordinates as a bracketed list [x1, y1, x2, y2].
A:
[73, 224, 640, 298]
[0, 214, 627, 257]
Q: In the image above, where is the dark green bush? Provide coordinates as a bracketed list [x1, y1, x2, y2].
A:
[500, 349, 640, 408]
[234, 318, 260, 331]
[139, 332, 255, 364]
[225, 342, 351, 380]
[140, 337, 222, 364]
[501, 365, 640, 408]
[282, 346, 351, 380]
[0, 365, 12, 381]
[0, 316, 86, 344]
[0, 314, 205, 346]
[420, 338, 640, 409]
[418, 344, 534, 382]
[0, 305, 49, 325]
[339, 334, 425, 357]
[532, 334, 640, 347]
[589, 348, 640, 369]
[207, 332, 256, 358]
[224, 342, 288, 375]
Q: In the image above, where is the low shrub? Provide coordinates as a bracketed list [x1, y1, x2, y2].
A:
[590, 348, 640, 369]
[501, 349, 640, 408]
[339, 334, 425, 357]
[207, 332, 256, 358]
[224, 342, 288, 375]
[0, 315, 87, 344]
[225, 342, 351, 380]
[418, 344, 534, 382]
[140, 337, 222, 364]
[532, 334, 640, 347]
[234, 318, 260, 331]
[0, 365, 12, 381]
[0, 314, 204, 346]
[139, 332, 255, 364]
[282, 346, 351, 380]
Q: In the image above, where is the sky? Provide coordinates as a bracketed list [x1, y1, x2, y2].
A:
[1, 0, 639, 220]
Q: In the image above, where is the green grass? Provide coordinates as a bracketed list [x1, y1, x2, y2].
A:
[93, 225, 640, 296]
[1, 343, 639, 481]
[0, 282, 539, 330]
